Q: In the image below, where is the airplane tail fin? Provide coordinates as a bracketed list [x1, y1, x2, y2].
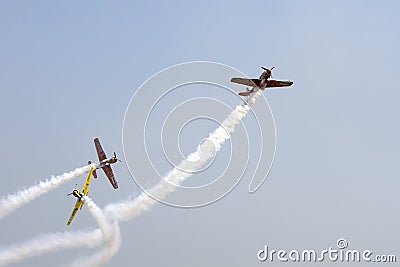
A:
[88, 161, 98, 178]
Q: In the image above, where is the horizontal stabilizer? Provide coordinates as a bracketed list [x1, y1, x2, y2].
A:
[238, 87, 254, 96]
[238, 91, 251, 96]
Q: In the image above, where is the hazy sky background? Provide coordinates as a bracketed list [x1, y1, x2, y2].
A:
[1, 1, 400, 266]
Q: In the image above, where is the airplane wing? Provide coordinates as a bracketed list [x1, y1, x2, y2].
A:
[231, 78, 261, 87]
[81, 166, 94, 196]
[265, 80, 293, 88]
[67, 198, 83, 226]
[102, 165, 118, 189]
[94, 138, 107, 161]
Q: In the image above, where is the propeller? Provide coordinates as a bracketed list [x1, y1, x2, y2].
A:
[67, 184, 78, 196]
[261, 66, 274, 78]
[113, 152, 123, 162]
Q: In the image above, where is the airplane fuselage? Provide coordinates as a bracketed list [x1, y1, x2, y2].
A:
[97, 157, 118, 169]
[258, 71, 272, 89]
[259, 79, 268, 89]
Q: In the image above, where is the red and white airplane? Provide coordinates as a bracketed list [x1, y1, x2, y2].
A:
[231, 67, 293, 96]
[88, 138, 121, 189]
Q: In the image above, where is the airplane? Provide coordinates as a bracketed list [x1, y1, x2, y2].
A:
[87, 138, 121, 189]
[231, 67, 293, 96]
[67, 166, 95, 225]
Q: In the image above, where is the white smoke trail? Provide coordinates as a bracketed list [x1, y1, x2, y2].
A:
[0, 164, 96, 220]
[66, 218, 121, 267]
[105, 90, 261, 221]
[64, 197, 121, 267]
[83, 196, 112, 243]
[0, 229, 102, 266]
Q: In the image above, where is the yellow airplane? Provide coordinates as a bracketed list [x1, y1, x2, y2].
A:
[66, 166, 95, 226]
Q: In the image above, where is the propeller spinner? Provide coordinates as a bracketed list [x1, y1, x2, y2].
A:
[261, 66, 274, 78]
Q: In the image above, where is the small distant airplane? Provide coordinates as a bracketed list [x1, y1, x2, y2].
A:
[67, 166, 95, 226]
[231, 67, 293, 96]
[88, 138, 121, 189]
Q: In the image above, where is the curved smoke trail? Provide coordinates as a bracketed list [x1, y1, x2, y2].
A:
[66, 219, 121, 267]
[64, 197, 121, 267]
[0, 164, 96, 220]
[83, 196, 113, 243]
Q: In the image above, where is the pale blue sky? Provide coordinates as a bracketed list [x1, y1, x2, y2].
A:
[1, 1, 400, 266]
